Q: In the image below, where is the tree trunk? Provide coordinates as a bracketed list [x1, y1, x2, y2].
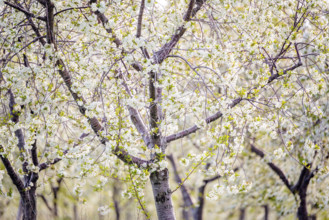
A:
[16, 199, 23, 220]
[182, 208, 192, 220]
[52, 177, 63, 217]
[167, 155, 194, 220]
[17, 187, 37, 220]
[150, 168, 176, 220]
[309, 214, 316, 220]
[73, 204, 78, 220]
[193, 184, 205, 220]
[20, 191, 37, 220]
[263, 205, 269, 220]
[239, 208, 246, 220]
[113, 184, 120, 220]
[297, 187, 308, 220]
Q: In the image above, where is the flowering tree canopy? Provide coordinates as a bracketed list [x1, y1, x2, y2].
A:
[0, 0, 328, 219]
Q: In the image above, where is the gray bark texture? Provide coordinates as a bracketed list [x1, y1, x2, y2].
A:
[15, 188, 37, 220]
[150, 169, 176, 220]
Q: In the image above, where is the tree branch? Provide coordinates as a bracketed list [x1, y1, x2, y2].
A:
[38, 194, 53, 213]
[291, 165, 310, 193]
[4, 1, 46, 21]
[149, 71, 161, 148]
[250, 144, 293, 192]
[28, 18, 47, 46]
[166, 43, 303, 144]
[38, 133, 90, 171]
[195, 168, 238, 220]
[31, 141, 38, 166]
[36, 0, 47, 7]
[153, 0, 206, 64]
[0, 146, 25, 192]
[268, 43, 302, 84]
[54, 6, 89, 17]
[112, 184, 121, 220]
[166, 98, 242, 143]
[56, 60, 152, 168]
[44, 0, 55, 45]
[167, 155, 194, 208]
[183, 0, 195, 21]
[135, 0, 150, 59]
[86, 3, 151, 140]
[118, 70, 152, 148]
[89, 0, 122, 47]
[17, 0, 151, 167]
[6, 2, 47, 46]
[127, 105, 152, 148]
[136, 0, 145, 38]
[8, 89, 29, 181]
[194, 175, 221, 220]
[38, 156, 64, 171]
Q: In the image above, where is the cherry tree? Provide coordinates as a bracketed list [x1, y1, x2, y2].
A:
[0, 0, 328, 219]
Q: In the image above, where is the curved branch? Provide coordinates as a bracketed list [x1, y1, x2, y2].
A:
[7, 36, 46, 62]
[195, 167, 238, 220]
[251, 144, 293, 193]
[166, 98, 242, 143]
[54, 6, 89, 17]
[167, 155, 194, 208]
[0, 146, 25, 192]
[153, 0, 206, 64]
[39, 156, 64, 171]
[4, 1, 46, 21]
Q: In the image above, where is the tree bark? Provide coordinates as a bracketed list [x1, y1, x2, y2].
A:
[16, 199, 23, 220]
[297, 187, 308, 220]
[19, 191, 37, 220]
[150, 169, 176, 220]
[263, 205, 269, 220]
[113, 184, 121, 220]
[51, 177, 63, 217]
[167, 155, 194, 220]
[309, 214, 316, 220]
[239, 208, 246, 220]
[193, 184, 205, 220]
[73, 204, 78, 220]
